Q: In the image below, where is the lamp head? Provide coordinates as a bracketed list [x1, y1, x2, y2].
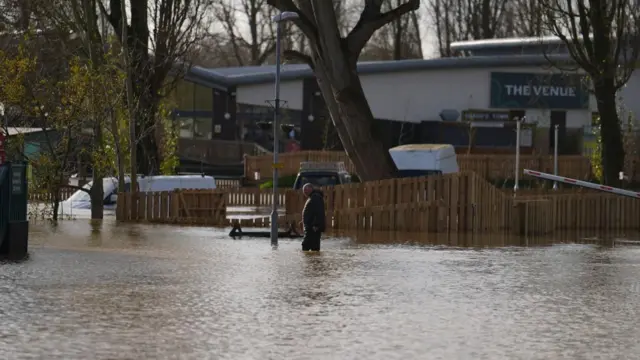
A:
[272, 11, 299, 23]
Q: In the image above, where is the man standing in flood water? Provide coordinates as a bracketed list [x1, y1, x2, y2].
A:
[301, 183, 325, 251]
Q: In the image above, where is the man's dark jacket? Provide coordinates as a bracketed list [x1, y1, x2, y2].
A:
[302, 190, 325, 232]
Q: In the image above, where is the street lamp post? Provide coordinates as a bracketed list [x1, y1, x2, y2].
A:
[270, 11, 299, 247]
[0, 104, 5, 164]
[514, 117, 524, 195]
[553, 124, 559, 190]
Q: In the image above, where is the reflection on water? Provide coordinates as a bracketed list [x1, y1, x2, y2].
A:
[28, 202, 282, 221]
[2, 220, 640, 359]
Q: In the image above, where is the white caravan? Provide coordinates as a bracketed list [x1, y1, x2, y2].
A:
[389, 144, 459, 177]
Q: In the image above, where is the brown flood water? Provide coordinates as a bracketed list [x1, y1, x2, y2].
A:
[2, 218, 640, 359]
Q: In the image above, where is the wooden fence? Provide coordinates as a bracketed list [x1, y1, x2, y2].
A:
[224, 188, 286, 207]
[29, 188, 75, 202]
[117, 190, 227, 225]
[244, 150, 594, 181]
[116, 188, 288, 223]
[281, 173, 639, 235]
[217, 179, 241, 189]
[27, 178, 240, 203]
[519, 193, 640, 232]
[284, 172, 512, 233]
[116, 172, 640, 235]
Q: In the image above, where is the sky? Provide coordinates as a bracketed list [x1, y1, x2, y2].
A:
[219, 3, 439, 60]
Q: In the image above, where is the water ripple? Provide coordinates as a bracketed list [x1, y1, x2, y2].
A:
[1, 220, 640, 359]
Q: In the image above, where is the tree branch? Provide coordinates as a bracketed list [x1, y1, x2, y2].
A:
[283, 49, 314, 69]
[266, 0, 318, 41]
[347, 0, 420, 55]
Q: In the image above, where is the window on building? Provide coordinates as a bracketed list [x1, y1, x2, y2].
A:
[174, 80, 195, 111]
[179, 118, 194, 139]
[193, 117, 212, 139]
[194, 84, 213, 111]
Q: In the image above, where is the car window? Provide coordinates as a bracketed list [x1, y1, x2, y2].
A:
[294, 173, 341, 189]
[300, 174, 339, 187]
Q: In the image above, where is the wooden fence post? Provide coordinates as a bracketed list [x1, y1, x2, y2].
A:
[170, 191, 180, 221]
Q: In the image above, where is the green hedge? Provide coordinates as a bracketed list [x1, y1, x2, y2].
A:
[259, 174, 297, 189]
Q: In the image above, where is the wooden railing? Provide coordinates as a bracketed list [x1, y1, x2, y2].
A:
[251, 142, 271, 156]
[243, 150, 594, 181]
[224, 188, 286, 207]
[216, 179, 241, 189]
[179, 139, 268, 165]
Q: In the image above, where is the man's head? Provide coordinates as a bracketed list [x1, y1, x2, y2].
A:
[302, 183, 314, 197]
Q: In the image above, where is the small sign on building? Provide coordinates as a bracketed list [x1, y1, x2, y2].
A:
[462, 109, 510, 122]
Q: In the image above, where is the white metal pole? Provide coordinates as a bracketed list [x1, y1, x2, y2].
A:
[270, 19, 282, 247]
[514, 119, 521, 194]
[268, 11, 298, 248]
[523, 169, 640, 198]
[553, 124, 559, 190]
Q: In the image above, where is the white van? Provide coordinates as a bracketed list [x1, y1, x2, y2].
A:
[389, 144, 459, 177]
[63, 175, 217, 210]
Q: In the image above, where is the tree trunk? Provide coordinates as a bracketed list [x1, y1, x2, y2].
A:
[51, 198, 59, 222]
[594, 79, 625, 185]
[266, 0, 419, 181]
[313, 60, 396, 181]
[129, 0, 160, 175]
[84, 0, 104, 220]
[51, 189, 60, 223]
[90, 123, 105, 219]
[135, 93, 161, 175]
[109, 108, 126, 192]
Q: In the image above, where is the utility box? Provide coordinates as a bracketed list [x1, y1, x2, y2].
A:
[0, 162, 29, 260]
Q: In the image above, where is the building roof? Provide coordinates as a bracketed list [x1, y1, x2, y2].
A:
[390, 144, 452, 151]
[450, 36, 565, 52]
[186, 54, 574, 88]
[6, 127, 51, 136]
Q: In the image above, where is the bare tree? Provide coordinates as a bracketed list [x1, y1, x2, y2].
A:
[540, 0, 640, 184]
[430, 0, 509, 56]
[509, 0, 547, 37]
[31, 0, 130, 219]
[429, 0, 551, 57]
[363, 0, 423, 60]
[267, 0, 420, 181]
[214, 0, 277, 66]
[0, 0, 32, 31]
[100, 0, 212, 175]
[270, 0, 357, 65]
